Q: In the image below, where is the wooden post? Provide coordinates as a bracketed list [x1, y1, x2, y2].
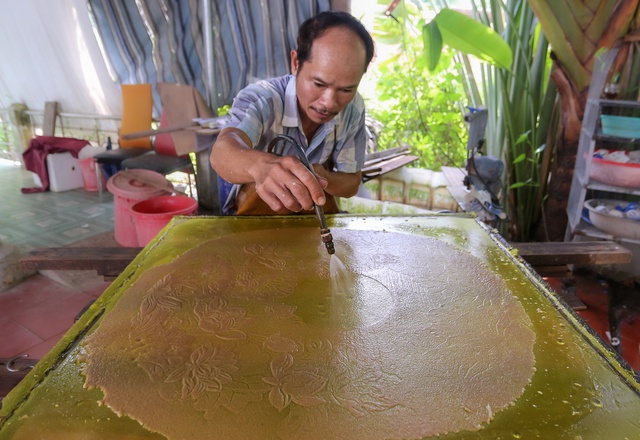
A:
[8, 103, 32, 165]
[42, 101, 59, 136]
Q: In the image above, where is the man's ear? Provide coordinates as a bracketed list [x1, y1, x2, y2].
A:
[290, 50, 299, 75]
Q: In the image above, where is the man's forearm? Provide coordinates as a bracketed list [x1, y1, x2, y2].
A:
[317, 167, 361, 198]
[210, 128, 266, 184]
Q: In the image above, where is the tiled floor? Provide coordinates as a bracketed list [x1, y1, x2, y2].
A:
[0, 273, 108, 360]
[0, 159, 114, 252]
[0, 158, 114, 362]
[0, 159, 638, 383]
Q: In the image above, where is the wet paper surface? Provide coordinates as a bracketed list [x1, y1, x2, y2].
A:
[80, 227, 535, 439]
[2, 216, 639, 440]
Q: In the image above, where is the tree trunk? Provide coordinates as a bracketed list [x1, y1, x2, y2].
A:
[534, 60, 586, 241]
[534, 138, 577, 241]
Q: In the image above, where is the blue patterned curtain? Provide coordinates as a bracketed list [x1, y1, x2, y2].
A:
[86, 0, 330, 112]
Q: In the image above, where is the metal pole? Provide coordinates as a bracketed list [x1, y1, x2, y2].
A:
[202, 0, 215, 110]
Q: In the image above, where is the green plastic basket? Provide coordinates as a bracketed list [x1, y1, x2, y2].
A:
[600, 114, 640, 139]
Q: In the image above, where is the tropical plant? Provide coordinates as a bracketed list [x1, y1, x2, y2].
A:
[375, 0, 553, 241]
[462, 0, 556, 241]
[366, 1, 469, 171]
[525, 0, 640, 240]
[372, 48, 469, 170]
[422, 7, 512, 73]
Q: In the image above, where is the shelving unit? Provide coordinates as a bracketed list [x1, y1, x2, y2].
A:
[565, 98, 640, 244]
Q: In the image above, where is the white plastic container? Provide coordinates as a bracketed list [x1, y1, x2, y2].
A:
[46, 152, 84, 192]
[590, 157, 640, 188]
[585, 199, 640, 240]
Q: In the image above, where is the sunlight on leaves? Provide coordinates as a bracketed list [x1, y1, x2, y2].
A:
[422, 20, 442, 71]
[431, 9, 513, 71]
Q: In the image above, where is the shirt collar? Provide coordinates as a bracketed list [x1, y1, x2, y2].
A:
[282, 76, 298, 128]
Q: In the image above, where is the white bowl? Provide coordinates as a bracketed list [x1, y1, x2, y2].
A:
[584, 199, 640, 240]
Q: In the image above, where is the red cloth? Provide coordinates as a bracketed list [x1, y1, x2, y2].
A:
[21, 136, 90, 193]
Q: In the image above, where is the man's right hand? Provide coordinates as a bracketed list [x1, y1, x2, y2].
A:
[252, 154, 328, 212]
[210, 127, 328, 212]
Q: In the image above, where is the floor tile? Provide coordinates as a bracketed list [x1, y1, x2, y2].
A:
[0, 161, 114, 250]
[0, 317, 43, 358]
[617, 315, 640, 370]
[21, 330, 70, 359]
[9, 293, 94, 340]
[0, 275, 75, 318]
[84, 282, 110, 299]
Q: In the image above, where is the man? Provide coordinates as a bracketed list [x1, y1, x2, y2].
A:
[210, 11, 374, 215]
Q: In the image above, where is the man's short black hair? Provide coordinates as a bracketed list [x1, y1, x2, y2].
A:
[296, 11, 374, 73]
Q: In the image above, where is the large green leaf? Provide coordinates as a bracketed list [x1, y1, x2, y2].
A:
[422, 20, 442, 71]
[433, 9, 513, 70]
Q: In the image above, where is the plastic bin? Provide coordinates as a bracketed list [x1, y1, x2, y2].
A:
[79, 157, 105, 191]
[131, 195, 198, 246]
[46, 152, 84, 192]
[107, 170, 173, 247]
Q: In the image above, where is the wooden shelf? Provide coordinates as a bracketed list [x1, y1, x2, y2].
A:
[20, 247, 142, 280]
[566, 97, 640, 245]
[573, 220, 640, 246]
[512, 240, 632, 266]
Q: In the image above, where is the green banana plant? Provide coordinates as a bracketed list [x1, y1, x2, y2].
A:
[421, 0, 555, 241]
[372, 0, 640, 241]
[422, 8, 513, 72]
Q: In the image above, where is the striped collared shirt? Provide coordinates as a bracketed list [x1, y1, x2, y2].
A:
[222, 74, 366, 214]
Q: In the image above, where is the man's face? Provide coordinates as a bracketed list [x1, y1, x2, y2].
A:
[291, 27, 367, 136]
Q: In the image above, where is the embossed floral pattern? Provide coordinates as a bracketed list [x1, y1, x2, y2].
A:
[81, 225, 537, 440]
[265, 303, 298, 319]
[134, 273, 198, 329]
[262, 353, 327, 412]
[244, 243, 290, 270]
[264, 303, 304, 327]
[165, 345, 238, 400]
[194, 296, 252, 340]
[264, 333, 299, 353]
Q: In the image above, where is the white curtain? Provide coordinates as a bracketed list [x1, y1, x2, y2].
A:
[0, 0, 331, 117]
[0, 0, 122, 116]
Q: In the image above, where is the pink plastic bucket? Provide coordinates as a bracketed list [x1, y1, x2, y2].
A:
[107, 170, 173, 247]
[79, 157, 105, 191]
[131, 195, 198, 246]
